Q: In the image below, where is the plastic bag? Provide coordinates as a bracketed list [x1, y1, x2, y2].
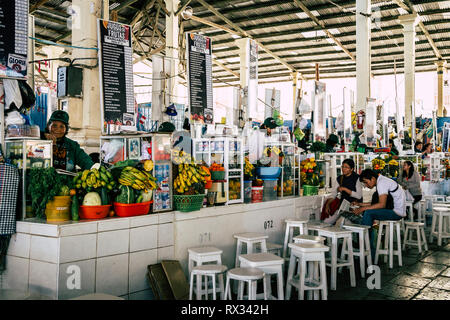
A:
[5, 110, 25, 126]
[3, 79, 22, 110]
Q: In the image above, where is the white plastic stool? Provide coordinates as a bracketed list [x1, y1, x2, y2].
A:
[285, 243, 329, 300]
[224, 268, 268, 300]
[433, 195, 446, 202]
[342, 224, 372, 278]
[266, 242, 283, 256]
[189, 265, 227, 300]
[188, 247, 223, 273]
[405, 200, 414, 222]
[317, 227, 356, 291]
[429, 207, 450, 246]
[375, 220, 403, 269]
[418, 200, 426, 223]
[403, 222, 428, 253]
[282, 219, 309, 258]
[239, 253, 285, 300]
[234, 233, 268, 267]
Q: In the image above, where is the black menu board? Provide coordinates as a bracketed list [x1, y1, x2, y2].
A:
[98, 19, 135, 132]
[0, 0, 28, 79]
[186, 33, 213, 124]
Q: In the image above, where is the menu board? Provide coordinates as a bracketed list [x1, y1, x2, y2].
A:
[98, 19, 135, 133]
[0, 0, 28, 79]
[186, 33, 213, 124]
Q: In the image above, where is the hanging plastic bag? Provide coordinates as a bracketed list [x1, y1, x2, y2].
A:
[5, 110, 25, 126]
[3, 79, 22, 110]
[18, 80, 35, 111]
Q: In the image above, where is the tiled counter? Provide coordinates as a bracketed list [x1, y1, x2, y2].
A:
[2, 213, 174, 300]
[173, 195, 327, 276]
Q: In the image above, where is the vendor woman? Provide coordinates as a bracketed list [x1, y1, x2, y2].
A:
[321, 158, 362, 224]
[41, 110, 94, 172]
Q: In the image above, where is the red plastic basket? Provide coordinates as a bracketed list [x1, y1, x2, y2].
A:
[113, 201, 153, 217]
[79, 205, 111, 220]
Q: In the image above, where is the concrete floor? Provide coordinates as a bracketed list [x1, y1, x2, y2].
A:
[326, 241, 450, 300]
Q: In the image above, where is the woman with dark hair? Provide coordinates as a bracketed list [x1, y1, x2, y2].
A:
[389, 139, 399, 156]
[414, 141, 423, 153]
[321, 158, 362, 224]
[422, 143, 433, 157]
[398, 160, 422, 217]
[41, 110, 94, 172]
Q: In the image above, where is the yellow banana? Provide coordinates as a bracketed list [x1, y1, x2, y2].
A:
[119, 178, 132, 186]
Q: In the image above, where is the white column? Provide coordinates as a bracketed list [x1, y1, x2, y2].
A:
[356, 0, 371, 113]
[69, 0, 106, 154]
[398, 13, 419, 128]
[435, 60, 447, 117]
[42, 46, 65, 82]
[27, 15, 35, 89]
[165, 0, 180, 112]
[236, 38, 249, 122]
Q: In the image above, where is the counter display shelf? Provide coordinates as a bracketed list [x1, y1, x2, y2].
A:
[100, 134, 173, 212]
[5, 138, 53, 220]
[421, 153, 447, 182]
[192, 137, 244, 205]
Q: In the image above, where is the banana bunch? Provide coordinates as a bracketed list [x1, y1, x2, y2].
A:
[119, 166, 157, 192]
[372, 158, 386, 170]
[74, 166, 115, 191]
[244, 157, 254, 177]
[172, 149, 192, 165]
[174, 163, 209, 194]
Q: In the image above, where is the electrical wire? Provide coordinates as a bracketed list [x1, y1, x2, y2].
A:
[29, 36, 99, 51]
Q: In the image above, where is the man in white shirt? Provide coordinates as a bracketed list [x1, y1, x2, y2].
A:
[352, 169, 406, 257]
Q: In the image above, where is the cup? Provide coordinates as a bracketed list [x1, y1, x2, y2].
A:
[207, 191, 217, 207]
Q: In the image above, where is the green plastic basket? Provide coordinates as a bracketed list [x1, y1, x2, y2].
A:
[303, 185, 319, 196]
[173, 194, 205, 212]
[211, 171, 226, 180]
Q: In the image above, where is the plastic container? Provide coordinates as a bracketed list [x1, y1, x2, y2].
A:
[79, 205, 111, 219]
[262, 179, 278, 201]
[173, 194, 205, 212]
[205, 179, 213, 189]
[46, 196, 72, 208]
[303, 185, 319, 196]
[113, 201, 152, 217]
[256, 167, 281, 179]
[251, 186, 264, 203]
[45, 208, 71, 222]
[6, 124, 40, 138]
[211, 171, 226, 180]
[244, 181, 252, 203]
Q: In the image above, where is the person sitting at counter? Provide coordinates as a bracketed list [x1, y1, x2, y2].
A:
[414, 141, 423, 153]
[389, 139, 399, 156]
[41, 110, 94, 172]
[321, 159, 362, 224]
[352, 169, 406, 257]
[398, 160, 422, 219]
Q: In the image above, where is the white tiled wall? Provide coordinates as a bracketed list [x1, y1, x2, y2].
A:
[58, 259, 96, 300]
[98, 218, 130, 232]
[158, 223, 174, 247]
[96, 254, 129, 297]
[97, 229, 129, 257]
[7, 233, 31, 258]
[59, 234, 97, 263]
[29, 260, 58, 299]
[29, 236, 59, 263]
[2, 256, 29, 291]
[129, 225, 158, 252]
[129, 249, 157, 293]
[158, 246, 174, 262]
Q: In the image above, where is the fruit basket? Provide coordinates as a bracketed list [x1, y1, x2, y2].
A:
[173, 194, 205, 212]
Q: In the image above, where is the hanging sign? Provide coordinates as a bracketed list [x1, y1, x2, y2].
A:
[98, 19, 135, 133]
[186, 33, 213, 124]
[0, 0, 28, 79]
[312, 81, 327, 142]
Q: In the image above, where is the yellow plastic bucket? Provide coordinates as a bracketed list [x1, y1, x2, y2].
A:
[45, 196, 71, 222]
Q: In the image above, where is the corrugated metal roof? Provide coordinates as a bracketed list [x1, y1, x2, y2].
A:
[29, 0, 450, 81]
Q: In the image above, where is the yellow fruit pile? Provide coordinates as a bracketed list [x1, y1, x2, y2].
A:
[372, 158, 386, 170]
[229, 180, 241, 200]
[244, 157, 254, 177]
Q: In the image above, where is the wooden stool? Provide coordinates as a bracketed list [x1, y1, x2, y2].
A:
[375, 220, 402, 269]
[189, 265, 227, 300]
[282, 219, 309, 258]
[266, 242, 283, 256]
[234, 233, 268, 267]
[342, 224, 372, 278]
[403, 222, 428, 253]
[188, 247, 223, 273]
[317, 227, 356, 291]
[285, 243, 329, 300]
[239, 253, 285, 300]
[429, 207, 450, 246]
[224, 268, 267, 300]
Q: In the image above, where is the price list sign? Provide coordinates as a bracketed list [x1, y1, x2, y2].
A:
[0, 0, 28, 79]
[98, 19, 135, 132]
[186, 33, 213, 124]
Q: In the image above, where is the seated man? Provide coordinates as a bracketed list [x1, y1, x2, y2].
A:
[351, 169, 406, 257]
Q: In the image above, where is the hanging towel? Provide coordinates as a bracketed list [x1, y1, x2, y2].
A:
[0, 163, 20, 273]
